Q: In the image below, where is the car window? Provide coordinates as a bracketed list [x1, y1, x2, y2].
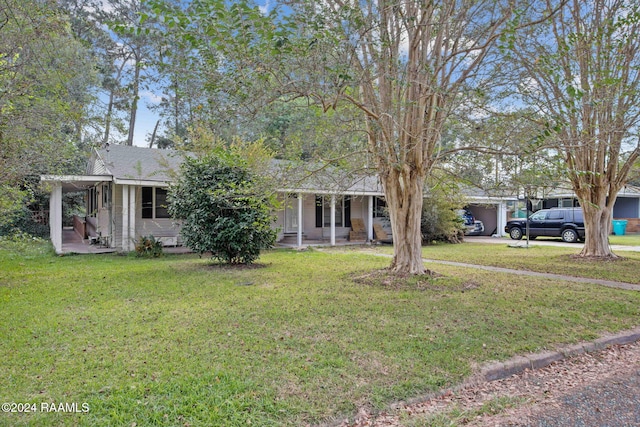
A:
[548, 210, 564, 220]
[530, 211, 547, 221]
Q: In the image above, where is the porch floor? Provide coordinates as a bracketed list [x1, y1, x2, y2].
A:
[61, 227, 116, 254]
[276, 238, 371, 248]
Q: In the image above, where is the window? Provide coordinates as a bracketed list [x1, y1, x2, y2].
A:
[102, 184, 111, 208]
[315, 195, 351, 228]
[374, 197, 387, 218]
[530, 211, 547, 221]
[155, 189, 169, 218]
[560, 198, 575, 208]
[142, 187, 170, 219]
[87, 187, 98, 217]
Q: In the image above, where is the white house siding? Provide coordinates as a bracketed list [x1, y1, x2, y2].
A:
[111, 184, 184, 250]
[303, 195, 322, 240]
[92, 157, 107, 175]
[137, 218, 182, 246]
[96, 183, 112, 244]
[350, 196, 368, 229]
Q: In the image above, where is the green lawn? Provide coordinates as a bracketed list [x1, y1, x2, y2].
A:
[606, 233, 640, 246]
[410, 242, 640, 284]
[1, 239, 640, 426]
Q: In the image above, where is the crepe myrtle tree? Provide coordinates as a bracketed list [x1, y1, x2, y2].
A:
[146, 0, 560, 274]
[510, 0, 640, 258]
[168, 150, 277, 264]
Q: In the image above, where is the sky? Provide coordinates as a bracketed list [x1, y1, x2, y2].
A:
[131, 94, 162, 147]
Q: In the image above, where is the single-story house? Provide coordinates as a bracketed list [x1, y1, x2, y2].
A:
[41, 145, 514, 254]
[41, 145, 391, 254]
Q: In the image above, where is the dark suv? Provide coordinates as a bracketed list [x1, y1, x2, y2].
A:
[505, 208, 585, 243]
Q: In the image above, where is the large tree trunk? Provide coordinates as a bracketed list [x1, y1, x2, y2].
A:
[575, 180, 619, 258]
[572, 170, 619, 258]
[580, 203, 615, 258]
[103, 89, 115, 145]
[381, 166, 427, 275]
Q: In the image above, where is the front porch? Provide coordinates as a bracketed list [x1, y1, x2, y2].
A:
[61, 227, 116, 254]
[41, 175, 114, 254]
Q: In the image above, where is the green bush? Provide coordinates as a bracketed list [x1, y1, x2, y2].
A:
[134, 235, 164, 258]
[0, 206, 49, 238]
[420, 186, 466, 244]
[168, 150, 277, 264]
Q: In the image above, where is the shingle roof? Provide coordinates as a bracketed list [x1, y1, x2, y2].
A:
[89, 145, 189, 182]
[87, 145, 384, 194]
[269, 160, 383, 195]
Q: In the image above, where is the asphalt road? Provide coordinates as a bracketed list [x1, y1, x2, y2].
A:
[522, 371, 640, 427]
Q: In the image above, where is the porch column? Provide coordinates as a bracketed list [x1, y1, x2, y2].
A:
[367, 196, 374, 241]
[330, 194, 336, 246]
[498, 202, 507, 236]
[129, 186, 136, 248]
[297, 193, 303, 247]
[49, 182, 63, 254]
[122, 185, 129, 251]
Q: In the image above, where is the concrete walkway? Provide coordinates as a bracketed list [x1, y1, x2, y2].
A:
[422, 257, 640, 291]
[465, 235, 640, 252]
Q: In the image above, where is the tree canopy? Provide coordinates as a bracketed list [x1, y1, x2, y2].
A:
[0, 0, 96, 221]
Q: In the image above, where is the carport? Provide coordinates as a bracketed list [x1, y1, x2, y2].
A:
[464, 191, 513, 236]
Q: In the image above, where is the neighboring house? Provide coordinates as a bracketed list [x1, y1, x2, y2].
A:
[540, 186, 640, 233]
[41, 145, 513, 254]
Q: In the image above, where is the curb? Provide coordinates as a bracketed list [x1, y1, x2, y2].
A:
[332, 326, 640, 427]
[480, 326, 640, 382]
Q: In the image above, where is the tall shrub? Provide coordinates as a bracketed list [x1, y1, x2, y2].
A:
[168, 151, 277, 264]
[420, 184, 467, 244]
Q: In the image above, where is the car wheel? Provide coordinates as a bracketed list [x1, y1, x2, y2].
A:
[562, 228, 578, 243]
[509, 227, 523, 240]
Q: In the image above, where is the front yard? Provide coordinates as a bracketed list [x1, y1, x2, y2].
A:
[1, 239, 640, 426]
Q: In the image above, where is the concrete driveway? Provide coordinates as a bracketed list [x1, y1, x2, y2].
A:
[465, 235, 640, 252]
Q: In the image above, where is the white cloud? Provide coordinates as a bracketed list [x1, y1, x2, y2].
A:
[258, 0, 271, 15]
[141, 90, 163, 104]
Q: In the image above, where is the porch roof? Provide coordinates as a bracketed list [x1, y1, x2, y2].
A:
[40, 175, 113, 192]
[546, 185, 640, 199]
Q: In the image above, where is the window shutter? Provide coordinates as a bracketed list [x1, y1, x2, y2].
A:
[142, 187, 153, 219]
[315, 196, 323, 228]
